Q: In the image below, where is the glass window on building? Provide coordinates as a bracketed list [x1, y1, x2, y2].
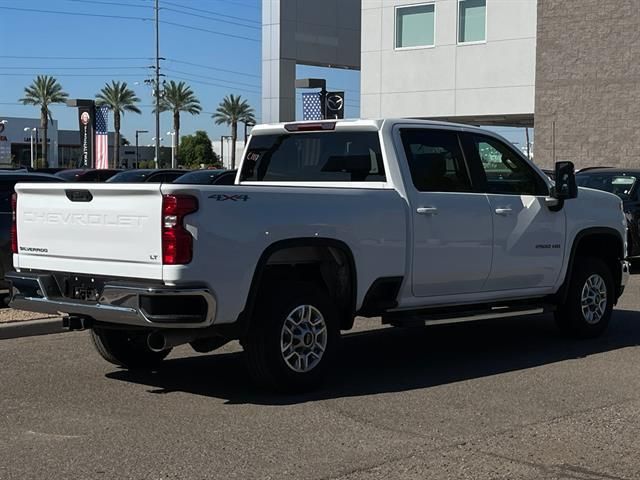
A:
[395, 3, 435, 49]
[458, 0, 486, 43]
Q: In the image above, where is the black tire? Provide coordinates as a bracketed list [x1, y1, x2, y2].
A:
[90, 328, 171, 368]
[555, 257, 614, 338]
[244, 282, 340, 392]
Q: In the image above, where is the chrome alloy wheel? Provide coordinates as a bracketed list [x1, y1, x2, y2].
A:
[581, 274, 608, 325]
[280, 304, 327, 373]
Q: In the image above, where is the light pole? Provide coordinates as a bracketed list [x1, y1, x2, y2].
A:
[135, 129, 148, 168]
[152, 137, 164, 167]
[23, 127, 36, 168]
[221, 135, 232, 168]
[243, 121, 255, 145]
[166, 131, 176, 168]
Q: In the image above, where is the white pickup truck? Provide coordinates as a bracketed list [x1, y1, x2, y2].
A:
[8, 119, 630, 391]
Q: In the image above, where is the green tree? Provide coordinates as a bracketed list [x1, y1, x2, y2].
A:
[212, 94, 255, 169]
[19, 75, 69, 165]
[179, 130, 220, 168]
[159, 81, 201, 158]
[96, 81, 141, 167]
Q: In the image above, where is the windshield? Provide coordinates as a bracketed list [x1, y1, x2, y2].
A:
[576, 173, 637, 200]
[106, 170, 151, 183]
[240, 131, 385, 182]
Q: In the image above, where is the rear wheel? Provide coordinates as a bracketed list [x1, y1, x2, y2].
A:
[555, 257, 614, 338]
[244, 282, 339, 392]
[90, 328, 171, 368]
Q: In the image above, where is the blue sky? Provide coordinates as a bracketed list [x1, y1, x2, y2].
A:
[0, 0, 524, 147]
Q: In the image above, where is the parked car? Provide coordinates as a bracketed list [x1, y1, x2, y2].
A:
[9, 119, 629, 391]
[577, 168, 640, 257]
[0, 172, 66, 289]
[106, 169, 187, 183]
[173, 169, 237, 185]
[55, 169, 121, 182]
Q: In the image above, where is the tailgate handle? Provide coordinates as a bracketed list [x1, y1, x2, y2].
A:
[66, 190, 93, 202]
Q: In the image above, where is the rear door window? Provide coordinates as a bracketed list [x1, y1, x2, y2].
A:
[399, 128, 473, 192]
[240, 132, 385, 182]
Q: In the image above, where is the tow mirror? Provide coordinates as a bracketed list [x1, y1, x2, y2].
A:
[553, 161, 578, 200]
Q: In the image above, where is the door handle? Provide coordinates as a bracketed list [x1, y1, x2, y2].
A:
[417, 206, 438, 215]
[495, 207, 513, 216]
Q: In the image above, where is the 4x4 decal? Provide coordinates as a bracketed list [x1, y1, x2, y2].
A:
[209, 194, 249, 202]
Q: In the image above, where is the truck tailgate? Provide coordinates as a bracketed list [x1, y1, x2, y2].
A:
[14, 183, 164, 280]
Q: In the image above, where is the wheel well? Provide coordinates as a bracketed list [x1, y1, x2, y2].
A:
[567, 231, 624, 300]
[242, 240, 357, 332]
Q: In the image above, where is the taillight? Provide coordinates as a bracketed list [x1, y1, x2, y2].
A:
[10, 193, 17, 254]
[162, 194, 198, 265]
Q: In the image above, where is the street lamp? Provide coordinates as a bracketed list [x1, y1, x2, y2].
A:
[166, 131, 176, 169]
[135, 130, 148, 168]
[23, 127, 36, 168]
[243, 121, 255, 145]
[220, 135, 232, 168]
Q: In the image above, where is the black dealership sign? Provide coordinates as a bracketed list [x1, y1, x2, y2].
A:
[77, 106, 94, 167]
[325, 91, 345, 119]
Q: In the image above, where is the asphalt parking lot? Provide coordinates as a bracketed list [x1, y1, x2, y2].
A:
[2, 279, 640, 479]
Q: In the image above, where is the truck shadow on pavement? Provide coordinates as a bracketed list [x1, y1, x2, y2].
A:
[107, 309, 640, 405]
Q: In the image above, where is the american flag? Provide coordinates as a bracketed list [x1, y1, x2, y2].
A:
[95, 106, 109, 169]
[302, 92, 323, 120]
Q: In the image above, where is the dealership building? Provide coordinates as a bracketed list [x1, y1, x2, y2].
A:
[0, 116, 166, 168]
[263, 0, 640, 168]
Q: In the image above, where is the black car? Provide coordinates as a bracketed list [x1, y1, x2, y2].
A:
[0, 173, 66, 288]
[106, 169, 188, 183]
[55, 168, 121, 182]
[173, 169, 237, 185]
[576, 168, 640, 257]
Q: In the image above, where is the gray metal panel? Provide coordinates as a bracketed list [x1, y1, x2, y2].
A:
[262, 0, 361, 123]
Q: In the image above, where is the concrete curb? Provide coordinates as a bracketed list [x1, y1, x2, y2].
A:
[0, 318, 65, 340]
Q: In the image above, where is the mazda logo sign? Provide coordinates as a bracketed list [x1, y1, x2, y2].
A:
[327, 94, 344, 112]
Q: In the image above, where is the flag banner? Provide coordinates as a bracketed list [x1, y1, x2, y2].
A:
[302, 92, 323, 120]
[326, 92, 345, 119]
[95, 106, 109, 169]
[77, 106, 94, 168]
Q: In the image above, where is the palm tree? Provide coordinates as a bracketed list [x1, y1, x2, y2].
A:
[96, 81, 141, 167]
[159, 81, 201, 158]
[20, 75, 68, 166]
[213, 94, 255, 169]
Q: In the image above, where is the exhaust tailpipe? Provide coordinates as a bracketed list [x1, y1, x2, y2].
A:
[147, 330, 202, 352]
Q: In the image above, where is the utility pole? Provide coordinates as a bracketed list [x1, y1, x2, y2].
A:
[135, 129, 148, 168]
[154, 0, 160, 169]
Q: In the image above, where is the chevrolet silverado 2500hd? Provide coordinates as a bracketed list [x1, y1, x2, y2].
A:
[8, 119, 630, 391]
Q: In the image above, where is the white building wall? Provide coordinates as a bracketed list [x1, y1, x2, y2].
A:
[361, 0, 537, 121]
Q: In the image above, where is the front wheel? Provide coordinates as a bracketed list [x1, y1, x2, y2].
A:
[90, 328, 171, 368]
[555, 257, 614, 338]
[244, 283, 340, 392]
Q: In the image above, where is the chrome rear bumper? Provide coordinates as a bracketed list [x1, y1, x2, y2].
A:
[7, 271, 216, 329]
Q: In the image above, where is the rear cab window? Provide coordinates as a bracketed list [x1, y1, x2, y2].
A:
[240, 131, 385, 183]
